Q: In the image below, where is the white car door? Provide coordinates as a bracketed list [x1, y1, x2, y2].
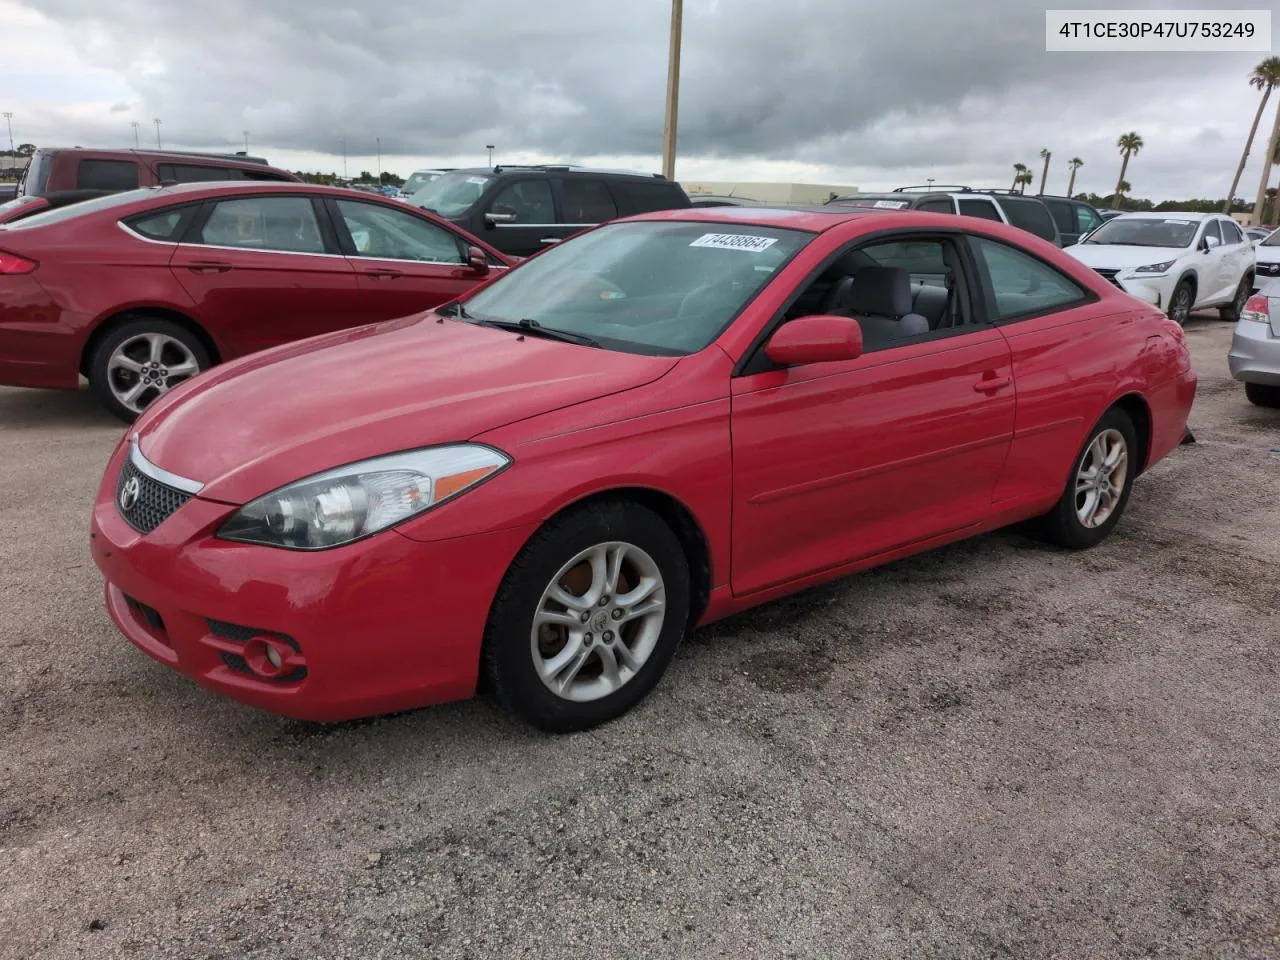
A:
[1217, 219, 1254, 292]
[1198, 220, 1232, 305]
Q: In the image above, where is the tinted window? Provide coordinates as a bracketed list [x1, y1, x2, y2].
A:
[998, 197, 1058, 242]
[956, 198, 1003, 222]
[611, 180, 689, 216]
[335, 200, 464, 262]
[198, 196, 324, 253]
[973, 237, 1088, 320]
[462, 221, 811, 355]
[561, 179, 618, 224]
[77, 160, 139, 191]
[157, 164, 242, 183]
[1040, 198, 1075, 234]
[915, 197, 953, 214]
[126, 206, 195, 241]
[1076, 204, 1102, 234]
[488, 179, 555, 223]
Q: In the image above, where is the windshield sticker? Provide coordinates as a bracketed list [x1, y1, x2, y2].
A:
[873, 200, 910, 209]
[690, 233, 779, 253]
[1163, 218, 1192, 225]
[466, 176, 487, 185]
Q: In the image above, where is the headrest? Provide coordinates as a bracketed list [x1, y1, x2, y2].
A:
[847, 265, 912, 317]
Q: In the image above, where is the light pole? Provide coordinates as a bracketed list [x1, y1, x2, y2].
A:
[376, 136, 381, 183]
[341, 137, 347, 180]
[486, 144, 495, 168]
[926, 178, 935, 191]
[153, 118, 162, 149]
[661, 0, 683, 181]
[2, 112, 13, 153]
[243, 130, 250, 153]
[130, 121, 140, 148]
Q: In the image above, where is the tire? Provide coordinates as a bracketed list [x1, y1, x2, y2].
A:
[481, 500, 691, 733]
[88, 318, 211, 423]
[1245, 382, 1280, 408]
[1167, 279, 1194, 327]
[1037, 407, 1139, 550]
[1219, 274, 1253, 322]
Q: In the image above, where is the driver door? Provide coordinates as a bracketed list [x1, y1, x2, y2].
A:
[482, 178, 558, 257]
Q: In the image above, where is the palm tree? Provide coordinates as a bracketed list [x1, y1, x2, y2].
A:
[1113, 133, 1144, 208]
[1016, 170, 1034, 193]
[1011, 162, 1028, 191]
[1253, 65, 1280, 226]
[1038, 148, 1052, 194]
[1066, 157, 1084, 196]
[1224, 57, 1280, 212]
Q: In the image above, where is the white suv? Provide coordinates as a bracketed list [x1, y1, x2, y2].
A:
[1254, 227, 1280, 283]
[1065, 212, 1255, 325]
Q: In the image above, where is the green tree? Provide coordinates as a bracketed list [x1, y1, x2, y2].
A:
[1113, 132, 1144, 208]
[1011, 162, 1028, 191]
[1038, 148, 1052, 194]
[1224, 57, 1280, 212]
[16, 143, 35, 156]
[1016, 170, 1034, 193]
[1066, 157, 1084, 197]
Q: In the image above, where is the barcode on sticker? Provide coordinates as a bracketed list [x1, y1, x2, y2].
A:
[873, 200, 910, 209]
[690, 233, 778, 252]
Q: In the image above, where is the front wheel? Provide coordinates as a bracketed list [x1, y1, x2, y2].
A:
[1168, 280, 1194, 327]
[482, 500, 691, 733]
[1037, 407, 1138, 549]
[1245, 382, 1280, 408]
[1219, 275, 1253, 322]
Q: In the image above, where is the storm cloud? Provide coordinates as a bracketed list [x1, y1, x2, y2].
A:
[5, 0, 1279, 198]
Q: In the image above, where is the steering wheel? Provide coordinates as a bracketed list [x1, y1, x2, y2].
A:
[676, 283, 727, 321]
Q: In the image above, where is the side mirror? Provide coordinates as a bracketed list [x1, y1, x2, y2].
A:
[466, 245, 489, 276]
[764, 315, 863, 367]
[485, 211, 516, 227]
[1204, 234, 1221, 250]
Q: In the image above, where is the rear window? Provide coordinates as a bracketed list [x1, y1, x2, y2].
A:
[77, 159, 140, 191]
[610, 180, 690, 216]
[1, 188, 157, 229]
[956, 198, 1003, 222]
[998, 197, 1059, 242]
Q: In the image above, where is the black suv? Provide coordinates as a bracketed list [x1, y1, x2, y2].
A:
[826, 185, 1064, 246]
[404, 165, 691, 257]
[1027, 193, 1105, 246]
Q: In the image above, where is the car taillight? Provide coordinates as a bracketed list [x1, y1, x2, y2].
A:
[1241, 294, 1270, 324]
[0, 251, 37, 275]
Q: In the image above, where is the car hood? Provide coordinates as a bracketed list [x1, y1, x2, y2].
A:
[1065, 244, 1190, 270]
[135, 314, 678, 504]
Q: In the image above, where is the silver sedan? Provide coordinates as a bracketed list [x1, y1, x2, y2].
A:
[1229, 276, 1280, 407]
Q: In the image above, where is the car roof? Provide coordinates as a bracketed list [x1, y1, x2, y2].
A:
[622, 204, 929, 233]
[1111, 211, 1217, 220]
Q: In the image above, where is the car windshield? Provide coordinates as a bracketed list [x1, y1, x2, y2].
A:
[401, 170, 442, 195]
[1083, 217, 1199, 248]
[1261, 229, 1280, 247]
[459, 220, 812, 355]
[0, 188, 158, 230]
[406, 171, 491, 216]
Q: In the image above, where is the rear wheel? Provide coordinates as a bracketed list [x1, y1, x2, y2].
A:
[88, 318, 210, 423]
[1168, 280, 1194, 326]
[1219, 275, 1253, 322]
[482, 500, 691, 733]
[1245, 382, 1280, 408]
[1037, 407, 1138, 549]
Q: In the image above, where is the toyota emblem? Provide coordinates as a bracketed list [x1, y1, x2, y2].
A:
[119, 476, 141, 512]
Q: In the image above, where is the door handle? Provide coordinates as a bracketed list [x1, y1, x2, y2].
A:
[363, 269, 403, 279]
[185, 260, 232, 273]
[538, 237, 563, 245]
[973, 374, 1012, 393]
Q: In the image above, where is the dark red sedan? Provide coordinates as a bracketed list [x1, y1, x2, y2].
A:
[90, 206, 1196, 732]
[0, 182, 511, 420]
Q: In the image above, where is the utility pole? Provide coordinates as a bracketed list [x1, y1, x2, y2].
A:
[130, 121, 140, 148]
[341, 137, 347, 180]
[243, 130, 250, 153]
[376, 136, 381, 182]
[153, 118, 162, 149]
[661, 0, 683, 181]
[486, 144, 495, 168]
[2, 112, 13, 153]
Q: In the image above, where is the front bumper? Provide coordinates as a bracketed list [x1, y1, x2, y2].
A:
[1114, 276, 1167, 308]
[1228, 320, 1280, 386]
[89, 443, 537, 722]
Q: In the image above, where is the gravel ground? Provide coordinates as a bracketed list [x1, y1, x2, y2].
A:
[1, 316, 1278, 960]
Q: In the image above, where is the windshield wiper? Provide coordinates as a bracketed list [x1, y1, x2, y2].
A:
[477, 317, 599, 348]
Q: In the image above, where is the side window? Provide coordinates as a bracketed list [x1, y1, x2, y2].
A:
[77, 160, 139, 191]
[158, 164, 240, 183]
[998, 197, 1059, 242]
[197, 196, 325, 253]
[612, 181, 687, 216]
[973, 237, 1089, 321]
[1075, 205, 1102, 235]
[1041, 199, 1075, 235]
[1220, 220, 1245, 245]
[125, 206, 195, 241]
[956, 198, 1003, 222]
[335, 200, 464, 262]
[487, 179, 555, 223]
[560, 179, 618, 224]
[915, 197, 953, 214]
[1203, 220, 1224, 246]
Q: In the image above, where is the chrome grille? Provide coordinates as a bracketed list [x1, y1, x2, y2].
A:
[115, 457, 192, 534]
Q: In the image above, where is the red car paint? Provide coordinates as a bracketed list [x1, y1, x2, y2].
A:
[0, 181, 512, 391]
[89, 207, 1196, 723]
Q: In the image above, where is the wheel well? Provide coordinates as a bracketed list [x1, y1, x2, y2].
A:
[1175, 272, 1197, 298]
[551, 488, 712, 628]
[79, 308, 221, 378]
[1112, 393, 1152, 474]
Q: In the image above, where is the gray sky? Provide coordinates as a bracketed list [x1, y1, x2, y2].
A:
[3, 0, 1279, 199]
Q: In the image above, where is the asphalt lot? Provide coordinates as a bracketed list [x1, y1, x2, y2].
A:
[1, 316, 1278, 960]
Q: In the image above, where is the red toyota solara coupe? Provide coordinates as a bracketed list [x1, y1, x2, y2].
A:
[89, 207, 1196, 732]
[0, 181, 511, 420]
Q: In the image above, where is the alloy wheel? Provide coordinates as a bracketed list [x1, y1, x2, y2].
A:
[1170, 287, 1192, 326]
[1074, 428, 1129, 528]
[106, 333, 200, 415]
[531, 541, 667, 703]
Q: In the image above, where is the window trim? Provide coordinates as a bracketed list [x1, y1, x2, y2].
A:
[324, 195, 471, 265]
[182, 193, 338, 256]
[964, 234, 1098, 326]
[734, 226, 990, 377]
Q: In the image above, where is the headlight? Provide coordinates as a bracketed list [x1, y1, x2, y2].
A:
[1133, 260, 1175, 274]
[217, 445, 510, 550]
